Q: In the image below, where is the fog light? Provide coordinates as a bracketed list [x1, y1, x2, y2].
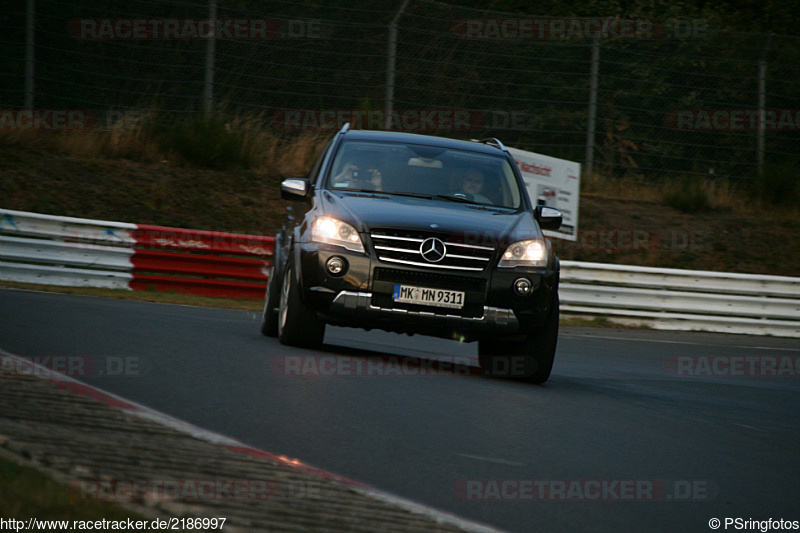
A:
[514, 277, 532, 296]
[326, 256, 346, 276]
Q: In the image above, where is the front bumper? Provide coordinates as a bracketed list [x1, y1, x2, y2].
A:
[325, 290, 519, 337]
[298, 242, 557, 339]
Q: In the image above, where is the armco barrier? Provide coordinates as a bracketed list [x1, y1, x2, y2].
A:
[0, 209, 273, 300]
[560, 261, 800, 338]
[2, 209, 799, 337]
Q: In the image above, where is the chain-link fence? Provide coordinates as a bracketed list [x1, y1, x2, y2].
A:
[2, 0, 799, 182]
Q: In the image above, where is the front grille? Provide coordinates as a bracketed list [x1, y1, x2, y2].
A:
[370, 229, 494, 272]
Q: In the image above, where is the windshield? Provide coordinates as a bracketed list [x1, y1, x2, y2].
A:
[326, 140, 523, 209]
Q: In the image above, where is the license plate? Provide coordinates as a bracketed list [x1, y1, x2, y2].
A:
[392, 284, 465, 309]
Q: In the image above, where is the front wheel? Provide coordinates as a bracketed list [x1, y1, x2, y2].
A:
[277, 259, 325, 348]
[478, 293, 559, 384]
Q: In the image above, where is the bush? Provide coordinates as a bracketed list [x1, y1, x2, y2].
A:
[757, 158, 799, 207]
[663, 180, 710, 213]
[152, 113, 259, 170]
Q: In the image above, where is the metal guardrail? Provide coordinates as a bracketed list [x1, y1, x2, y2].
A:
[0, 261, 133, 290]
[0, 235, 134, 271]
[2, 209, 799, 337]
[560, 261, 800, 338]
[1, 209, 137, 290]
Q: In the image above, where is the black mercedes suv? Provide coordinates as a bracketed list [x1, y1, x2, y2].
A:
[261, 124, 563, 383]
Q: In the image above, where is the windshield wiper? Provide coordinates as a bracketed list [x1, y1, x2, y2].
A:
[433, 194, 483, 205]
[337, 188, 389, 196]
[379, 191, 481, 203]
[380, 191, 435, 199]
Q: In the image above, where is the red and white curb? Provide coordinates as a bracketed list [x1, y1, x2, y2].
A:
[1, 209, 274, 300]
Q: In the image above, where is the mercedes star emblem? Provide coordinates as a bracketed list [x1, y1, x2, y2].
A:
[420, 237, 447, 263]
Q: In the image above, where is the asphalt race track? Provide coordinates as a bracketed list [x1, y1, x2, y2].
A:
[1, 287, 798, 533]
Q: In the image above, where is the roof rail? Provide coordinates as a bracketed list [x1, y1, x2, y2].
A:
[339, 122, 350, 134]
[478, 137, 507, 151]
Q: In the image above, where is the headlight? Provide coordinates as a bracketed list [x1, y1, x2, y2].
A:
[498, 239, 546, 267]
[311, 217, 364, 253]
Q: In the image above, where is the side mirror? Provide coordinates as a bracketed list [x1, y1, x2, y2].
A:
[534, 205, 563, 231]
[281, 178, 311, 201]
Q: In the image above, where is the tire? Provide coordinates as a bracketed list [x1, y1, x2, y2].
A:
[260, 262, 280, 337]
[478, 293, 559, 384]
[277, 258, 325, 348]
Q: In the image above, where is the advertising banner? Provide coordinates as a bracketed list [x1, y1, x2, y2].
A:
[508, 147, 580, 241]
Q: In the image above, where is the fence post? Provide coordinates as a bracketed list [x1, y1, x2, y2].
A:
[757, 34, 773, 178]
[203, 0, 217, 115]
[25, 0, 35, 109]
[584, 36, 600, 184]
[385, 0, 410, 130]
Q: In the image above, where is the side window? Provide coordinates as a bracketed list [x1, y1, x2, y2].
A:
[308, 140, 332, 185]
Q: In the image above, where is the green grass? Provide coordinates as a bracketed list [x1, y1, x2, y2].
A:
[0, 453, 150, 522]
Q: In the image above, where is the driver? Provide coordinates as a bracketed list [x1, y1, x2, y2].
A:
[457, 168, 492, 204]
[333, 155, 383, 191]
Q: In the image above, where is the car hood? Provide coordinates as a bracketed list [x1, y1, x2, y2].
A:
[319, 190, 542, 245]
